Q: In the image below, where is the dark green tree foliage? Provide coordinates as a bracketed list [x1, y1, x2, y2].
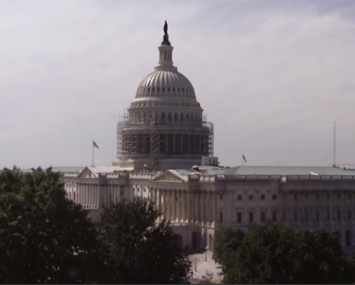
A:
[213, 227, 245, 263]
[0, 167, 100, 283]
[222, 223, 354, 284]
[99, 198, 191, 284]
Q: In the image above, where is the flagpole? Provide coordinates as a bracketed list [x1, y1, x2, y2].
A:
[333, 121, 336, 167]
[92, 140, 94, 167]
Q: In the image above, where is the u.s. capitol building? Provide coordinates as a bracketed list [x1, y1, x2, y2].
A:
[64, 24, 355, 252]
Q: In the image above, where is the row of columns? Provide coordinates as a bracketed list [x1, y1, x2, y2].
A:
[66, 183, 126, 209]
[75, 183, 99, 209]
[104, 184, 122, 205]
[152, 188, 217, 224]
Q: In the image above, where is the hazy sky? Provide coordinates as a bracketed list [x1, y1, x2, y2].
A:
[1, 0, 355, 169]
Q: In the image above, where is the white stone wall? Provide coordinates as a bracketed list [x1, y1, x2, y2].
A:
[64, 171, 355, 252]
[151, 178, 355, 251]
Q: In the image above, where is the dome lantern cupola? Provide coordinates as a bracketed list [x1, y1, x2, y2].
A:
[157, 21, 176, 71]
[157, 45, 175, 70]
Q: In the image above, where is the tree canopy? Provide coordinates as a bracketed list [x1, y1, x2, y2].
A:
[0, 167, 100, 283]
[0, 167, 192, 284]
[99, 198, 192, 284]
[221, 223, 355, 284]
[213, 227, 245, 263]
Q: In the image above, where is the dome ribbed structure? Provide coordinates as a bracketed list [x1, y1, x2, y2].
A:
[136, 70, 196, 99]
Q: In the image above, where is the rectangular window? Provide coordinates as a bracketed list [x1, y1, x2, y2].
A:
[305, 210, 308, 221]
[237, 195, 242, 200]
[249, 212, 254, 223]
[294, 194, 297, 200]
[261, 195, 265, 200]
[272, 211, 277, 222]
[349, 193, 351, 199]
[220, 195, 223, 200]
[327, 194, 330, 199]
[316, 194, 319, 199]
[327, 210, 330, 221]
[249, 195, 254, 200]
[272, 195, 277, 200]
[283, 210, 286, 221]
[305, 194, 308, 199]
[338, 194, 341, 199]
[261, 212, 266, 222]
[348, 210, 351, 221]
[338, 210, 341, 221]
[237, 212, 242, 223]
[294, 211, 297, 221]
[316, 210, 319, 221]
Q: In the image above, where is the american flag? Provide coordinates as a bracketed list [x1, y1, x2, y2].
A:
[93, 141, 99, 149]
[242, 154, 247, 163]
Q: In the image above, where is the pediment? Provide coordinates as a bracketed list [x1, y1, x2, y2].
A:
[152, 170, 186, 183]
[78, 167, 97, 178]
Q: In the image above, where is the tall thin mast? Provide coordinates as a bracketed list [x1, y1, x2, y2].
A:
[333, 121, 336, 167]
[92, 139, 95, 167]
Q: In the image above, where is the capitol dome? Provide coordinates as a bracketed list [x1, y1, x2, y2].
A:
[135, 70, 196, 100]
[114, 22, 213, 171]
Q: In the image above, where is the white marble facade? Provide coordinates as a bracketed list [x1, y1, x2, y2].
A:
[64, 166, 355, 252]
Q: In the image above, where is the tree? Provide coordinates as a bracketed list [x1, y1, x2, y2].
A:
[222, 223, 355, 284]
[213, 227, 245, 263]
[99, 198, 192, 284]
[0, 167, 101, 283]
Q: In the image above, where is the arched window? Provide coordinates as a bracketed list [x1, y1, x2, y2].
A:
[192, 232, 197, 249]
[175, 113, 177, 121]
[208, 234, 213, 250]
[162, 113, 165, 120]
[181, 113, 183, 121]
[219, 209, 223, 223]
[346, 231, 351, 246]
[186, 113, 189, 121]
[168, 113, 171, 121]
[191, 114, 194, 122]
[176, 234, 183, 249]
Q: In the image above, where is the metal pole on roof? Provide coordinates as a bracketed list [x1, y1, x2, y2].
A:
[92, 139, 95, 167]
[333, 121, 336, 167]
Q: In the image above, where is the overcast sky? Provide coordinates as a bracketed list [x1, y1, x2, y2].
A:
[0, 0, 354, 169]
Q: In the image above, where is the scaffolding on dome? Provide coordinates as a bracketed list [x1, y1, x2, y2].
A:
[117, 112, 214, 167]
[150, 115, 160, 170]
[203, 114, 214, 157]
